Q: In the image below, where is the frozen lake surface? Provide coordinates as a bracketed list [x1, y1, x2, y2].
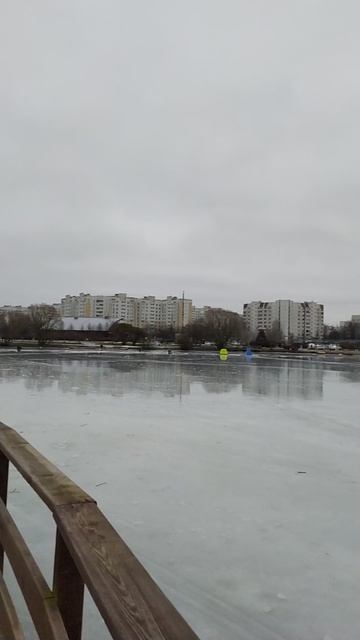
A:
[0, 350, 360, 640]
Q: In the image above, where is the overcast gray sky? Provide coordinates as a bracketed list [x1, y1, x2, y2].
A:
[1, 1, 359, 323]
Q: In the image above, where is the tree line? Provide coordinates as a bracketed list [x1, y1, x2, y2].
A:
[108, 308, 248, 348]
[324, 322, 360, 342]
[0, 306, 62, 345]
[176, 308, 248, 349]
[1, 306, 249, 349]
[4, 306, 347, 349]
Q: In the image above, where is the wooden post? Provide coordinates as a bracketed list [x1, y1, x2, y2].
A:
[53, 528, 84, 640]
[0, 451, 9, 572]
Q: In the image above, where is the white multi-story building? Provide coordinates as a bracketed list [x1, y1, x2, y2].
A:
[0, 305, 30, 315]
[191, 306, 211, 322]
[0, 303, 61, 317]
[60, 293, 193, 330]
[243, 300, 324, 342]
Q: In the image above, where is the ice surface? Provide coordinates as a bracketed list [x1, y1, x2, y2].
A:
[0, 351, 360, 639]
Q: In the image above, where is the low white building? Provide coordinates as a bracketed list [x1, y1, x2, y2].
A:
[243, 300, 324, 342]
[61, 317, 110, 330]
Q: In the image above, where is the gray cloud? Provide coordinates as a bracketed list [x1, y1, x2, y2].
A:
[1, 1, 360, 322]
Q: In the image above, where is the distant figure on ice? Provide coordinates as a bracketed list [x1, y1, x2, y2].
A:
[245, 346, 253, 361]
[219, 347, 228, 361]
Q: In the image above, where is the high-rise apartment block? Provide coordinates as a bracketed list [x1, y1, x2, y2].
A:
[191, 306, 210, 323]
[243, 300, 324, 342]
[0, 305, 30, 315]
[60, 293, 193, 330]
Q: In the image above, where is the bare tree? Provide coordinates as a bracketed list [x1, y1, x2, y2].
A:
[0, 311, 32, 343]
[205, 308, 247, 348]
[108, 321, 145, 345]
[266, 321, 284, 347]
[183, 309, 247, 349]
[28, 305, 62, 344]
[185, 319, 208, 345]
[0, 313, 11, 344]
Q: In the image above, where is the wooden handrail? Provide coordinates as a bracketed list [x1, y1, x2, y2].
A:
[55, 502, 198, 640]
[0, 450, 9, 573]
[0, 423, 93, 509]
[0, 499, 69, 640]
[0, 421, 200, 640]
[0, 571, 24, 640]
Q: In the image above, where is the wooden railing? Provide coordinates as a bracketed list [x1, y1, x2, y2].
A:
[0, 421, 200, 640]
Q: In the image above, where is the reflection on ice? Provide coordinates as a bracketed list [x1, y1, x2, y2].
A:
[0, 352, 360, 640]
[0, 352, 356, 400]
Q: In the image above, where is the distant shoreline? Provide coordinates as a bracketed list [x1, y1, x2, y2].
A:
[0, 342, 359, 361]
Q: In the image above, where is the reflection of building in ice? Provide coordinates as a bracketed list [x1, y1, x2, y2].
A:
[0, 358, 193, 399]
[0, 361, 56, 393]
[339, 365, 360, 384]
[0, 354, 348, 402]
[107, 361, 192, 398]
[200, 379, 240, 394]
[241, 360, 324, 400]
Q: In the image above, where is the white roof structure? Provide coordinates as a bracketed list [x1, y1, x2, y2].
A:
[61, 317, 111, 330]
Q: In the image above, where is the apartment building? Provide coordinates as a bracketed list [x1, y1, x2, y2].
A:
[191, 306, 211, 322]
[243, 300, 324, 342]
[0, 304, 61, 317]
[0, 305, 30, 315]
[60, 293, 193, 330]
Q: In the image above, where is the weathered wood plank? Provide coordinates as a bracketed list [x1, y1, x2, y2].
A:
[0, 499, 69, 640]
[0, 422, 94, 510]
[55, 503, 200, 640]
[0, 420, 200, 640]
[0, 570, 25, 640]
[0, 451, 8, 506]
[0, 452, 9, 572]
[53, 529, 84, 640]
